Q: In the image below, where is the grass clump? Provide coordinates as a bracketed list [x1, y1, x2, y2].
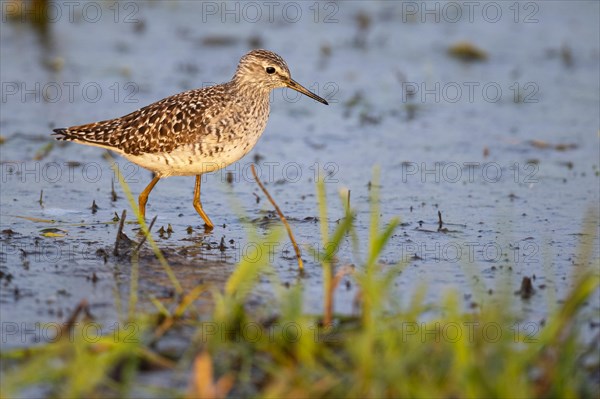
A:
[1, 168, 598, 398]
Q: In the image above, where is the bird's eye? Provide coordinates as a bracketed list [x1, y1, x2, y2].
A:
[266, 67, 276, 74]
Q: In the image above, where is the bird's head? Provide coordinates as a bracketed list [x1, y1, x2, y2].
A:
[234, 49, 328, 105]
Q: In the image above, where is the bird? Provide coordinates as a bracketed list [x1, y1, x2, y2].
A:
[53, 49, 328, 230]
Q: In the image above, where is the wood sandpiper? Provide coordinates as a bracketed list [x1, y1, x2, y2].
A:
[53, 49, 328, 230]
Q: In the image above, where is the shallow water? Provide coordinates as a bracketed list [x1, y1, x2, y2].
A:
[1, 0, 598, 362]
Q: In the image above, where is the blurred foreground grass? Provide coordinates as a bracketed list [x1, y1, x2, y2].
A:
[1, 168, 598, 398]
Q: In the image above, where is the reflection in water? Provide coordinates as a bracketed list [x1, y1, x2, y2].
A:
[5, 0, 53, 49]
[0, 0, 598, 353]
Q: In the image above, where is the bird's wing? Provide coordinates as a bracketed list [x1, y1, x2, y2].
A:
[53, 85, 230, 155]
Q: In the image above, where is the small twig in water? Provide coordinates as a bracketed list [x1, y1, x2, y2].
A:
[62, 299, 92, 335]
[251, 164, 303, 271]
[38, 190, 44, 208]
[135, 215, 158, 253]
[438, 210, 443, 231]
[114, 210, 127, 256]
[111, 178, 118, 201]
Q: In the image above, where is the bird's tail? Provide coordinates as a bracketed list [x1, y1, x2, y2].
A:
[52, 127, 77, 141]
[51, 120, 121, 149]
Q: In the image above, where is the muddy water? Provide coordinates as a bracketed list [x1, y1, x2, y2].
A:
[1, 0, 599, 353]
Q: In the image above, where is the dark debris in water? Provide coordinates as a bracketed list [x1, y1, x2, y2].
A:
[158, 224, 174, 239]
[1, 229, 18, 237]
[200, 35, 239, 47]
[91, 200, 99, 214]
[447, 41, 487, 62]
[515, 276, 535, 299]
[251, 213, 319, 229]
[114, 232, 136, 256]
[96, 248, 108, 263]
[545, 43, 574, 68]
[528, 140, 578, 151]
[111, 179, 118, 202]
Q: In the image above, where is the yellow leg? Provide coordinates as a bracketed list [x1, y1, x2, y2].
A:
[193, 175, 214, 230]
[138, 176, 160, 219]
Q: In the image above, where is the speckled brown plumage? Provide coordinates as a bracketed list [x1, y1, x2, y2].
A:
[53, 49, 328, 227]
[55, 83, 234, 156]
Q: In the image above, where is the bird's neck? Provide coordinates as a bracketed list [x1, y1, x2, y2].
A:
[230, 75, 271, 98]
